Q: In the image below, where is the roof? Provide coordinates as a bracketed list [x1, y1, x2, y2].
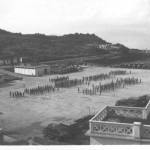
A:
[14, 64, 50, 69]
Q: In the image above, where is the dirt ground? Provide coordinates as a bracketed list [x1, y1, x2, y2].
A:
[0, 66, 149, 140]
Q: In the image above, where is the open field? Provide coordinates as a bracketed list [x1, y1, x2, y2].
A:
[0, 66, 149, 140]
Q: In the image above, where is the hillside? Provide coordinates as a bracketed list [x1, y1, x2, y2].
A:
[0, 29, 110, 62]
[0, 29, 132, 63]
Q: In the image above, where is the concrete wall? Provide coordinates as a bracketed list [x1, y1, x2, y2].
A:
[90, 136, 140, 145]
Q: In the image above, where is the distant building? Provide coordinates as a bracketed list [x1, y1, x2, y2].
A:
[86, 98, 150, 145]
[0, 56, 20, 66]
[14, 64, 50, 76]
[99, 44, 120, 50]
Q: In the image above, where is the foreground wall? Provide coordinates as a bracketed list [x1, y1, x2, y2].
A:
[90, 136, 141, 145]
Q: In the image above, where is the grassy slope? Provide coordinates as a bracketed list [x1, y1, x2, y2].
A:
[1, 29, 149, 65]
[0, 29, 109, 62]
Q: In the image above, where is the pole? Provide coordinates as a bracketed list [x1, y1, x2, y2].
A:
[87, 106, 90, 115]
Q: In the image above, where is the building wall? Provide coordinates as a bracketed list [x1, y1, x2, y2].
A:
[4, 60, 11, 65]
[13, 58, 18, 64]
[90, 136, 140, 145]
[14, 68, 36, 76]
[14, 66, 50, 76]
[50, 66, 61, 73]
[35, 66, 50, 76]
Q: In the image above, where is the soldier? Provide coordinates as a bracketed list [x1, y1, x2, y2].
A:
[12, 92, 14, 98]
[9, 91, 11, 97]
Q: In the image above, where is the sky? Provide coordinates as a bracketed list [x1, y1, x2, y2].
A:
[0, 0, 150, 49]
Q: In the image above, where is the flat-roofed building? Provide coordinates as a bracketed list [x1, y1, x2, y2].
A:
[14, 64, 50, 76]
[0, 56, 19, 66]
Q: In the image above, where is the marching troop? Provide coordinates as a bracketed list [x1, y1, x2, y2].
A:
[24, 85, 59, 95]
[80, 77, 141, 95]
[9, 70, 141, 98]
[50, 70, 128, 89]
[9, 91, 24, 98]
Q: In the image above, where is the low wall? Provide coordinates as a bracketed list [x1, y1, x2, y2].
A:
[90, 120, 133, 137]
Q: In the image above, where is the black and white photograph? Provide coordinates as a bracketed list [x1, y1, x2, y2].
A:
[0, 0, 150, 147]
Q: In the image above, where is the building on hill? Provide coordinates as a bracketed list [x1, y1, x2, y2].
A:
[86, 97, 150, 145]
[0, 56, 20, 66]
[14, 64, 50, 76]
[99, 44, 120, 50]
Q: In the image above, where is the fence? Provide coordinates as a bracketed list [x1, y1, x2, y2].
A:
[89, 101, 150, 139]
[90, 120, 133, 137]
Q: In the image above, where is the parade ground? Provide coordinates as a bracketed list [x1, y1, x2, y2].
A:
[0, 66, 149, 139]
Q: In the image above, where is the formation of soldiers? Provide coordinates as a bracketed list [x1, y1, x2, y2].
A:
[109, 70, 127, 76]
[9, 91, 25, 98]
[50, 70, 128, 89]
[49, 76, 69, 83]
[9, 70, 137, 98]
[82, 70, 127, 82]
[24, 85, 59, 95]
[80, 77, 141, 95]
[9, 84, 59, 98]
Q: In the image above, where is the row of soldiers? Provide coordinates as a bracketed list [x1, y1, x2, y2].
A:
[52, 70, 128, 89]
[79, 77, 141, 95]
[49, 76, 69, 83]
[109, 70, 127, 76]
[24, 85, 59, 95]
[55, 78, 82, 88]
[9, 91, 25, 98]
[82, 70, 127, 82]
[9, 84, 59, 98]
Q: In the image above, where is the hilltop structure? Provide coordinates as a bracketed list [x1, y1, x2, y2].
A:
[86, 97, 150, 145]
[99, 44, 120, 50]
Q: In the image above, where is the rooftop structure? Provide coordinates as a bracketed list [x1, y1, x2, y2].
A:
[86, 97, 150, 145]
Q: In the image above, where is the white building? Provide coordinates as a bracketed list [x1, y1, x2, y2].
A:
[99, 44, 120, 50]
[14, 65, 50, 76]
[86, 100, 150, 145]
